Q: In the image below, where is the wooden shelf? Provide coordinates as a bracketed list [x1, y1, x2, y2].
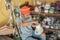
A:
[31, 12, 60, 18]
[46, 14, 60, 18]
[45, 29, 60, 33]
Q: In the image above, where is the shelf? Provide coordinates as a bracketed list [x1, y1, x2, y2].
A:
[45, 29, 60, 33]
[31, 11, 60, 18]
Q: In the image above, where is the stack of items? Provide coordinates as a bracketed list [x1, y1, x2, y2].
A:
[34, 0, 60, 14]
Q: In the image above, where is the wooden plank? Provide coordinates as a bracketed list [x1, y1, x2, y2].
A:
[31, 12, 60, 18]
[45, 29, 60, 33]
[0, 36, 13, 40]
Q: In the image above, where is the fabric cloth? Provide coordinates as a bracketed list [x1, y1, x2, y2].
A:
[15, 16, 33, 40]
[32, 31, 46, 40]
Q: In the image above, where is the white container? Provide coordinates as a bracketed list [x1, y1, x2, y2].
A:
[44, 9, 48, 13]
[34, 7, 40, 12]
[35, 24, 43, 35]
[44, 4, 50, 10]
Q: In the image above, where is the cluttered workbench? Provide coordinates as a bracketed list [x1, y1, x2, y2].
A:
[31, 11, 60, 32]
[31, 10, 60, 29]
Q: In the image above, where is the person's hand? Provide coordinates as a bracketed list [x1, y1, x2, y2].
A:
[41, 33, 46, 38]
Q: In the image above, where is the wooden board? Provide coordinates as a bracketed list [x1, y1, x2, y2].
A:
[0, 36, 13, 40]
[31, 11, 60, 18]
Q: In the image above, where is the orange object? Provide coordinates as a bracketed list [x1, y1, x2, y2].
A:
[20, 6, 30, 15]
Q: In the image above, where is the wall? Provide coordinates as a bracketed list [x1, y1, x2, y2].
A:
[35, 0, 55, 3]
[0, 0, 9, 26]
[12, 0, 57, 6]
[12, 0, 33, 6]
[46, 0, 55, 3]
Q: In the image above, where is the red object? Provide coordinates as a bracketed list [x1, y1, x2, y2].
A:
[30, 6, 37, 11]
[20, 6, 30, 15]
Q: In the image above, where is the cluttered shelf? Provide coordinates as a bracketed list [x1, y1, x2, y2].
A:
[31, 11, 60, 33]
